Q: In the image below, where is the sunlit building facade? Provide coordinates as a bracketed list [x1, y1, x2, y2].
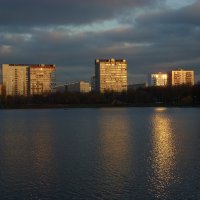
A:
[149, 72, 168, 86]
[67, 81, 91, 93]
[168, 69, 194, 86]
[30, 64, 56, 95]
[95, 58, 127, 92]
[2, 64, 56, 96]
[2, 64, 29, 96]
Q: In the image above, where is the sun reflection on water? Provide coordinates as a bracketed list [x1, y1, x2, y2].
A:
[97, 109, 132, 198]
[149, 108, 177, 199]
[154, 107, 167, 112]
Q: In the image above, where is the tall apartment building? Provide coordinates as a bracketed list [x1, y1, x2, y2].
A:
[30, 64, 56, 95]
[168, 69, 194, 86]
[2, 64, 56, 96]
[67, 81, 91, 93]
[2, 64, 29, 96]
[95, 58, 127, 92]
[149, 72, 168, 86]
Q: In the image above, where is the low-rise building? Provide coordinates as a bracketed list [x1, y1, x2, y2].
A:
[67, 81, 91, 93]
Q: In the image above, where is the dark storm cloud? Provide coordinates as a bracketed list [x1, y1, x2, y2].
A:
[0, 0, 200, 83]
[137, 1, 200, 26]
[0, 0, 158, 26]
[131, 1, 200, 71]
[94, 1, 200, 76]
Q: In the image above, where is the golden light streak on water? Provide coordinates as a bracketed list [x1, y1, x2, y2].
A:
[97, 109, 132, 197]
[150, 109, 177, 198]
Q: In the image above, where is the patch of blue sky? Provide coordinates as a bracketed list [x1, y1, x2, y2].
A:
[56, 19, 130, 34]
[166, 0, 197, 9]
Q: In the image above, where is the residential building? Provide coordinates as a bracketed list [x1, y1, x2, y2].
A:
[2, 64, 56, 96]
[95, 58, 127, 92]
[168, 69, 194, 86]
[67, 81, 91, 93]
[2, 64, 29, 96]
[149, 72, 168, 86]
[30, 64, 56, 95]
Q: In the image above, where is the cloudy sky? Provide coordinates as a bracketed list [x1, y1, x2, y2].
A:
[0, 0, 199, 84]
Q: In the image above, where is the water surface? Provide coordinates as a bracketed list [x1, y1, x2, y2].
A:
[0, 108, 200, 199]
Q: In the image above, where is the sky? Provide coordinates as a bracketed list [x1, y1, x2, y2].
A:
[0, 0, 200, 84]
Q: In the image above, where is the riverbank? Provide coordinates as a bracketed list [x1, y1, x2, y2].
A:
[1, 85, 200, 109]
[0, 103, 200, 109]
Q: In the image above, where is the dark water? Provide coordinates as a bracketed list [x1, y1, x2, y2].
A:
[0, 108, 200, 200]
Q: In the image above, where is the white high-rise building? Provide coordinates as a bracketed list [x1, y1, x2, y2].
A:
[2, 64, 56, 96]
[149, 72, 168, 86]
[30, 64, 56, 95]
[2, 64, 29, 96]
[168, 69, 194, 86]
[95, 58, 127, 92]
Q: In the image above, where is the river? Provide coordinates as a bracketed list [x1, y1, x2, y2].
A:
[0, 108, 199, 199]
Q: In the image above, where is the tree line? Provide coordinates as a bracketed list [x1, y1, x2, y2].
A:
[0, 85, 200, 108]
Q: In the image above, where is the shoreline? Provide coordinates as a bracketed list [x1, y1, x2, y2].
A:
[0, 104, 199, 109]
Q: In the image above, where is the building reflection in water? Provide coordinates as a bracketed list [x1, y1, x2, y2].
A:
[0, 116, 55, 197]
[32, 121, 55, 185]
[150, 108, 177, 198]
[97, 109, 132, 198]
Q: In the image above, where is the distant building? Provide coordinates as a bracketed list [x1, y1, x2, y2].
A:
[2, 64, 29, 96]
[2, 64, 56, 96]
[128, 83, 147, 91]
[168, 69, 194, 86]
[91, 76, 96, 92]
[149, 72, 168, 86]
[67, 81, 91, 93]
[54, 84, 67, 93]
[0, 84, 2, 95]
[30, 64, 56, 95]
[95, 58, 127, 92]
